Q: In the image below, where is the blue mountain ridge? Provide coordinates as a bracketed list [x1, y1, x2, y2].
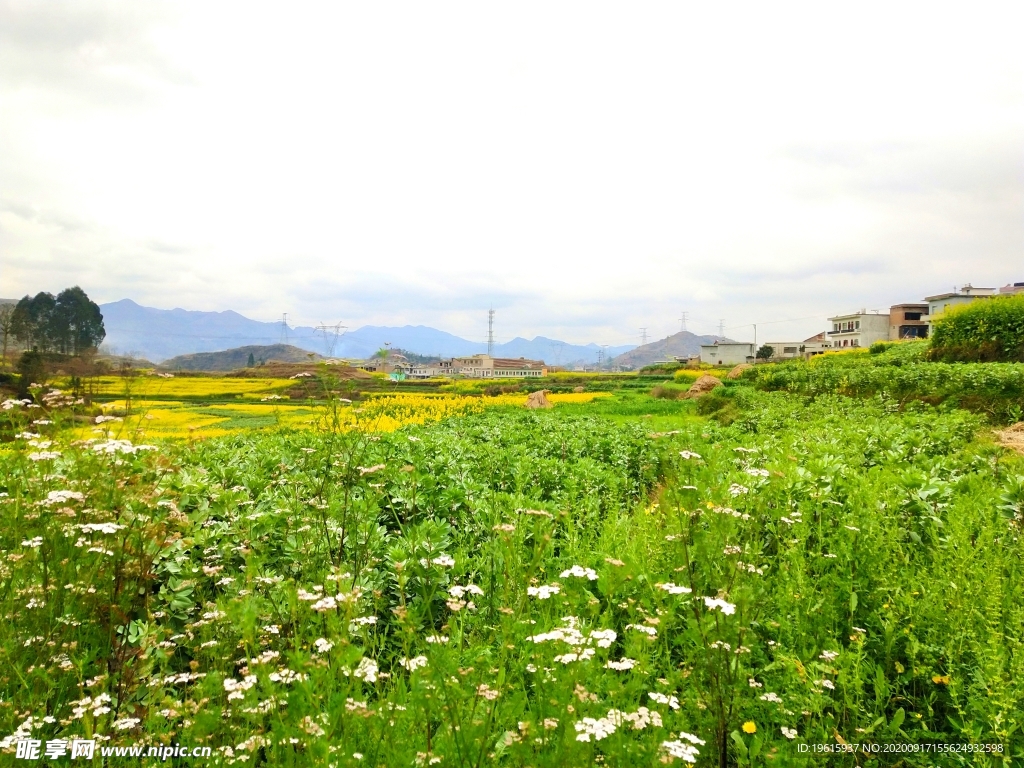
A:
[99, 299, 635, 364]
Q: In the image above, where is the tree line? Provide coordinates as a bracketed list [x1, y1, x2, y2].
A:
[4, 287, 106, 357]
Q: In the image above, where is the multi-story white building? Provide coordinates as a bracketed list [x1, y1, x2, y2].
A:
[451, 354, 546, 378]
[924, 285, 997, 331]
[827, 311, 889, 349]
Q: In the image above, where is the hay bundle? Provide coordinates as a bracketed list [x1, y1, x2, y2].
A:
[727, 364, 752, 380]
[524, 390, 553, 409]
[995, 422, 1024, 455]
[682, 374, 723, 399]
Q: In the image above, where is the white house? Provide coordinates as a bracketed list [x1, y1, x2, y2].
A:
[827, 311, 889, 349]
[924, 285, 997, 331]
[451, 354, 546, 378]
[699, 342, 756, 366]
[764, 333, 831, 360]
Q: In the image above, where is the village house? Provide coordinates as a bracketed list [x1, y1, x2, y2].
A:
[764, 333, 831, 361]
[888, 303, 930, 340]
[451, 354, 546, 378]
[924, 285, 997, 331]
[827, 310, 888, 349]
[699, 342, 756, 366]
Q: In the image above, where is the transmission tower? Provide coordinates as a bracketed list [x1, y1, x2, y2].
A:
[718, 319, 725, 337]
[314, 322, 346, 358]
[487, 308, 495, 357]
[597, 344, 609, 368]
[640, 328, 648, 346]
[679, 312, 688, 333]
[279, 313, 289, 345]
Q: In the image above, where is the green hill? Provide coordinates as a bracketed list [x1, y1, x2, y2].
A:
[160, 344, 322, 372]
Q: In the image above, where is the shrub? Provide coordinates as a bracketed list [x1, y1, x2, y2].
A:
[929, 294, 1024, 362]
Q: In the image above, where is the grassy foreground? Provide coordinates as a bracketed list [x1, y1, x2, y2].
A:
[2, 387, 1023, 766]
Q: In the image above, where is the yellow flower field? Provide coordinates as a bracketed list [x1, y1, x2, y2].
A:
[81, 375, 297, 398]
[78, 390, 611, 440]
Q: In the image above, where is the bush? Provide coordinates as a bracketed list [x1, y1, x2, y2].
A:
[929, 294, 1024, 362]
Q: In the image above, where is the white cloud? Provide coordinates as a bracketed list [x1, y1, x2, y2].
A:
[1, 1, 1021, 346]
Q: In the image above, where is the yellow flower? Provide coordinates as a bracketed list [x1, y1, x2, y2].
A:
[742, 721, 757, 734]
[932, 674, 950, 685]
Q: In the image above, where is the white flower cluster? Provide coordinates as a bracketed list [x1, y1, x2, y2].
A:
[625, 623, 658, 637]
[313, 638, 334, 654]
[269, 667, 309, 684]
[656, 582, 692, 595]
[560, 565, 598, 580]
[703, 596, 736, 615]
[605, 658, 637, 671]
[224, 675, 257, 701]
[527, 584, 561, 599]
[43, 490, 85, 505]
[78, 522, 125, 535]
[648, 691, 680, 710]
[419, 554, 455, 568]
[745, 467, 770, 477]
[679, 450, 702, 460]
[527, 618, 616, 652]
[400, 655, 428, 671]
[70, 693, 113, 719]
[92, 439, 156, 455]
[660, 732, 705, 763]
[2, 398, 33, 410]
[447, 584, 484, 612]
[728, 484, 749, 496]
[341, 657, 379, 683]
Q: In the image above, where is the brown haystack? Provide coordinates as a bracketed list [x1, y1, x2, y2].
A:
[727, 364, 752, 380]
[525, 390, 553, 409]
[573, 386, 585, 393]
[682, 374, 723, 399]
[995, 422, 1024, 455]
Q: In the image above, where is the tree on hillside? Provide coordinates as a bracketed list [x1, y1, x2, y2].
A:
[248, 352, 256, 367]
[0, 305, 14, 365]
[756, 344, 774, 361]
[11, 287, 105, 355]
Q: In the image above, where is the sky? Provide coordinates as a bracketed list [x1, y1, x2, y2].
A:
[1, 1, 1022, 347]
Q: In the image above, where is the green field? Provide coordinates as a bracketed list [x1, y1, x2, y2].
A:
[2, 367, 1023, 765]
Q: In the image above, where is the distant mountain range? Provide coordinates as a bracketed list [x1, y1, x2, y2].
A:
[98, 300, 635, 364]
[610, 331, 732, 368]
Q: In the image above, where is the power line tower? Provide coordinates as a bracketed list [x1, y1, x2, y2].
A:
[487, 308, 495, 357]
[718, 319, 725, 337]
[279, 313, 289, 345]
[640, 328, 648, 346]
[597, 345, 609, 368]
[679, 312, 688, 333]
[314, 322, 346, 358]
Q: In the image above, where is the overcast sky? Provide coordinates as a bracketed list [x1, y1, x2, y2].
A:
[1, 2, 1021, 346]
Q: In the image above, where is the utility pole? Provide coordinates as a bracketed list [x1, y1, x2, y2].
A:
[487, 309, 495, 357]
[640, 328, 648, 346]
[753, 323, 757, 353]
[718, 319, 725, 337]
[280, 313, 289, 345]
[679, 312, 688, 333]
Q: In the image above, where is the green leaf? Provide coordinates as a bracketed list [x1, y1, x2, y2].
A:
[730, 731, 748, 759]
[850, 591, 858, 613]
[891, 707, 905, 731]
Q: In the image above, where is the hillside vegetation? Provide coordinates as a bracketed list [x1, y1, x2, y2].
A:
[929, 294, 1024, 363]
[161, 345, 323, 372]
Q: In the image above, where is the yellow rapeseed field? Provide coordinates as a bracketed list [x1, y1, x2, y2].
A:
[77, 390, 610, 440]
[84, 375, 296, 398]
